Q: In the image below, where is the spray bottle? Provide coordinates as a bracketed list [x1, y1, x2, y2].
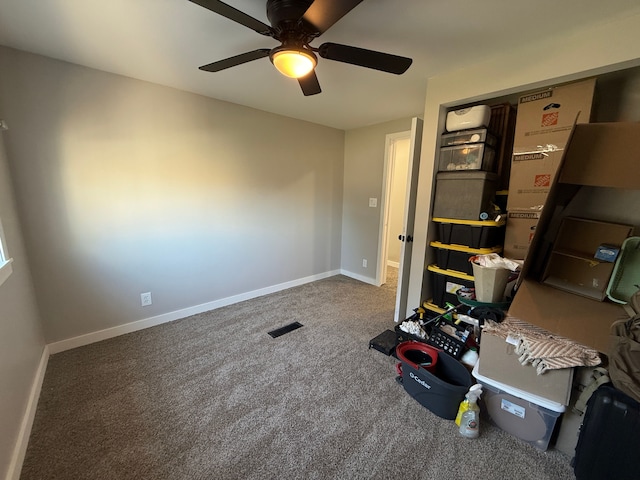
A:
[455, 384, 483, 439]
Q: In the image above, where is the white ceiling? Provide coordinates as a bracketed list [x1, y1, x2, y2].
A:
[0, 0, 639, 130]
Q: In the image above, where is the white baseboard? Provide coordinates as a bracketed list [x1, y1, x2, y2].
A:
[47, 270, 341, 354]
[6, 345, 50, 480]
[340, 269, 378, 286]
[387, 261, 399, 268]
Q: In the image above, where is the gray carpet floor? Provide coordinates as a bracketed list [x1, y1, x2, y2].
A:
[20, 270, 576, 479]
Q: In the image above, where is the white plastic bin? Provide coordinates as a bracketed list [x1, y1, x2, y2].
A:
[473, 362, 565, 451]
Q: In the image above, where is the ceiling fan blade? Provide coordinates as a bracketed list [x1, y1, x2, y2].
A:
[199, 49, 271, 72]
[189, 0, 272, 36]
[302, 0, 364, 35]
[318, 42, 412, 74]
[298, 71, 322, 96]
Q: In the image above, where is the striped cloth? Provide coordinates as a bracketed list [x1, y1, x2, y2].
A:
[483, 316, 601, 374]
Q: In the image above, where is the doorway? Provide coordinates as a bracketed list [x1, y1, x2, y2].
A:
[380, 132, 410, 287]
[377, 118, 424, 322]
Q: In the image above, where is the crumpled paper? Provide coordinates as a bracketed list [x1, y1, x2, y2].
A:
[399, 320, 427, 339]
[469, 253, 521, 271]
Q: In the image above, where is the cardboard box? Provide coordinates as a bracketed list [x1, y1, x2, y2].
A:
[558, 122, 640, 189]
[506, 150, 563, 210]
[512, 78, 596, 149]
[477, 330, 573, 405]
[503, 210, 541, 260]
[507, 78, 596, 211]
[509, 122, 640, 353]
[509, 280, 627, 354]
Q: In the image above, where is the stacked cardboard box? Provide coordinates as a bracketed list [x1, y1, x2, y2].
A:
[503, 78, 597, 259]
[509, 122, 640, 353]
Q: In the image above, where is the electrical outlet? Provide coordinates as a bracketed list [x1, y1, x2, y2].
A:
[369, 198, 377, 207]
[362, 259, 368, 268]
[140, 292, 152, 307]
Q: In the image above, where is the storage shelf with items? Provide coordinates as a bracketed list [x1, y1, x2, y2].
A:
[541, 216, 633, 301]
[421, 217, 507, 370]
[418, 103, 514, 373]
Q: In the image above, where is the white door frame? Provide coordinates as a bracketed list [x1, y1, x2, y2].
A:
[376, 130, 410, 286]
[376, 118, 423, 322]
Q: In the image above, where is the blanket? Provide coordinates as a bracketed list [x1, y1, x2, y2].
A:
[483, 316, 601, 374]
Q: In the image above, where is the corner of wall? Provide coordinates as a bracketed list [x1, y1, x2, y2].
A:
[5, 345, 49, 480]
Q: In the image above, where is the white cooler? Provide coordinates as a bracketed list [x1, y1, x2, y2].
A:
[446, 105, 491, 132]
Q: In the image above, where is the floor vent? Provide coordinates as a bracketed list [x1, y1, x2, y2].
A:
[268, 322, 303, 338]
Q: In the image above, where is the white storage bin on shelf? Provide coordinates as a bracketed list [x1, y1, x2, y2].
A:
[472, 362, 565, 451]
[446, 105, 491, 132]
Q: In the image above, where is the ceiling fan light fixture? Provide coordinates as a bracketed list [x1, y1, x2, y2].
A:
[270, 47, 317, 78]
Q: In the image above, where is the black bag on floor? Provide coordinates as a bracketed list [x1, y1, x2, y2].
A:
[572, 383, 640, 480]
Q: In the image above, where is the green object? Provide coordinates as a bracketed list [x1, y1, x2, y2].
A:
[456, 292, 511, 310]
[606, 236, 640, 304]
[444, 302, 456, 321]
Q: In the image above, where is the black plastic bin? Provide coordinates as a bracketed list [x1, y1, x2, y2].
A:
[433, 217, 505, 249]
[431, 241, 502, 275]
[397, 346, 472, 419]
[428, 264, 475, 308]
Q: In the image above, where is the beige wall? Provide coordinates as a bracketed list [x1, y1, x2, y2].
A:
[407, 11, 640, 312]
[0, 134, 45, 478]
[342, 118, 412, 281]
[0, 46, 345, 344]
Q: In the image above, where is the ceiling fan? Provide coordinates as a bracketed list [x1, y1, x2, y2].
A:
[189, 0, 413, 96]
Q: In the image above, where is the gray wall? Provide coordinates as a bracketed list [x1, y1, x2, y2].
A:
[342, 118, 412, 281]
[3, 9, 640, 476]
[0, 135, 45, 477]
[0, 46, 345, 344]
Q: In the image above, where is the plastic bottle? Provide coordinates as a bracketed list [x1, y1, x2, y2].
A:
[457, 385, 482, 439]
[455, 384, 481, 425]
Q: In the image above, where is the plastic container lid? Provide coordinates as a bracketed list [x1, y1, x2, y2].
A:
[472, 361, 566, 412]
[430, 241, 502, 255]
[427, 264, 475, 282]
[432, 217, 506, 227]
